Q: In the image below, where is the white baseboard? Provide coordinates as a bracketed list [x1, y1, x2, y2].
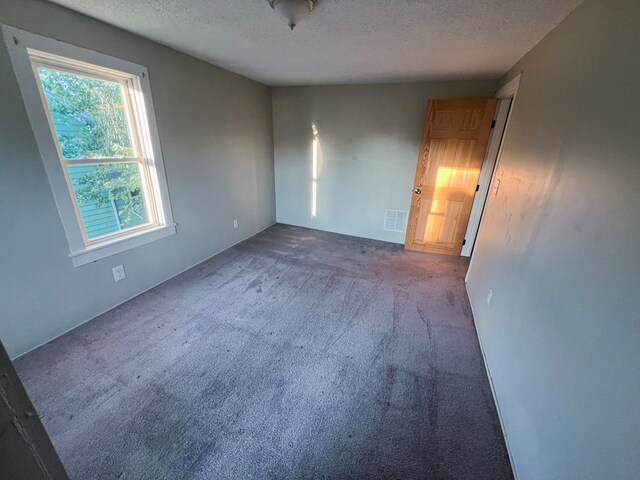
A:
[13, 223, 276, 360]
[465, 281, 519, 480]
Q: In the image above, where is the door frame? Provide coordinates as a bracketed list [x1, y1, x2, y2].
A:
[461, 74, 522, 258]
[0, 340, 69, 478]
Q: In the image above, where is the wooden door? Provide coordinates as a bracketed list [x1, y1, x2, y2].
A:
[405, 99, 497, 255]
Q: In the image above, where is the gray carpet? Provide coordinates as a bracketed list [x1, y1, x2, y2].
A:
[15, 224, 513, 480]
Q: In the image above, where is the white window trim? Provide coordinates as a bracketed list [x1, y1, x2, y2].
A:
[2, 25, 176, 267]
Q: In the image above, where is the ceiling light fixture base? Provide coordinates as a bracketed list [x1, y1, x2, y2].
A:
[268, 0, 317, 30]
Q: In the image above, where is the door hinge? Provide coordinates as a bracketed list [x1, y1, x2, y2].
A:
[491, 120, 496, 128]
[462, 239, 467, 246]
[475, 184, 480, 192]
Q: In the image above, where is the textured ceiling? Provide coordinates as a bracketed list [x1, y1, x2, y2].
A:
[47, 0, 584, 86]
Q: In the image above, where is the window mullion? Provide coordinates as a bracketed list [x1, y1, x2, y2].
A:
[121, 79, 144, 159]
[120, 78, 158, 225]
[138, 156, 158, 225]
[62, 157, 144, 166]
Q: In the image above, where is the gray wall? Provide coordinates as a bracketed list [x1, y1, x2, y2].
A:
[466, 0, 640, 478]
[0, 0, 276, 358]
[272, 81, 498, 243]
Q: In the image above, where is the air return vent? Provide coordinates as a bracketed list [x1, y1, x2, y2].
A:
[383, 209, 408, 233]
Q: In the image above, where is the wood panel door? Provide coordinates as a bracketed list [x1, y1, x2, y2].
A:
[405, 99, 497, 255]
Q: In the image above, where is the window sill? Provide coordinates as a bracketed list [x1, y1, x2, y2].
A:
[69, 224, 176, 267]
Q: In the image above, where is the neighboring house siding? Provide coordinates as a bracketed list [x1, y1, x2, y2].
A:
[49, 115, 84, 139]
[67, 165, 121, 239]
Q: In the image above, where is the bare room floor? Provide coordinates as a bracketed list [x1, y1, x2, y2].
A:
[15, 224, 513, 479]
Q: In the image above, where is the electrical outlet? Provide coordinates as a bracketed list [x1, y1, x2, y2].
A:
[487, 289, 493, 306]
[233, 219, 238, 229]
[112, 265, 126, 282]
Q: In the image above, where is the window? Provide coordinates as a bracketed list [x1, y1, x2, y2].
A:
[3, 26, 175, 266]
[36, 58, 153, 241]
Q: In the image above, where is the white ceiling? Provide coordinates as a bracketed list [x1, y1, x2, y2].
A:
[47, 0, 584, 86]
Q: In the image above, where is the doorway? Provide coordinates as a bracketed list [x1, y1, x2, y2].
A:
[405, 77, 521, 257]
[404, 99, 498, 255]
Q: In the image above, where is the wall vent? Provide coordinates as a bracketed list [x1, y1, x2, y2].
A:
[383, 209, 408, 233]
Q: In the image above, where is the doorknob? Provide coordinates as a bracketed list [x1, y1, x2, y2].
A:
[413, 188, 422, 195]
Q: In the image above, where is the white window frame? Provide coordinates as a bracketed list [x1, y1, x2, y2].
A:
[2, 25, 176, 267]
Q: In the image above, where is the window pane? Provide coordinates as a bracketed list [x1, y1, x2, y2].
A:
[37, 67, 134, 159]
[67, 163, 149, 239]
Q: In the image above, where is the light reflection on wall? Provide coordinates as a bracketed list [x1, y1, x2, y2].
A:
[311, 123, 319, 218]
